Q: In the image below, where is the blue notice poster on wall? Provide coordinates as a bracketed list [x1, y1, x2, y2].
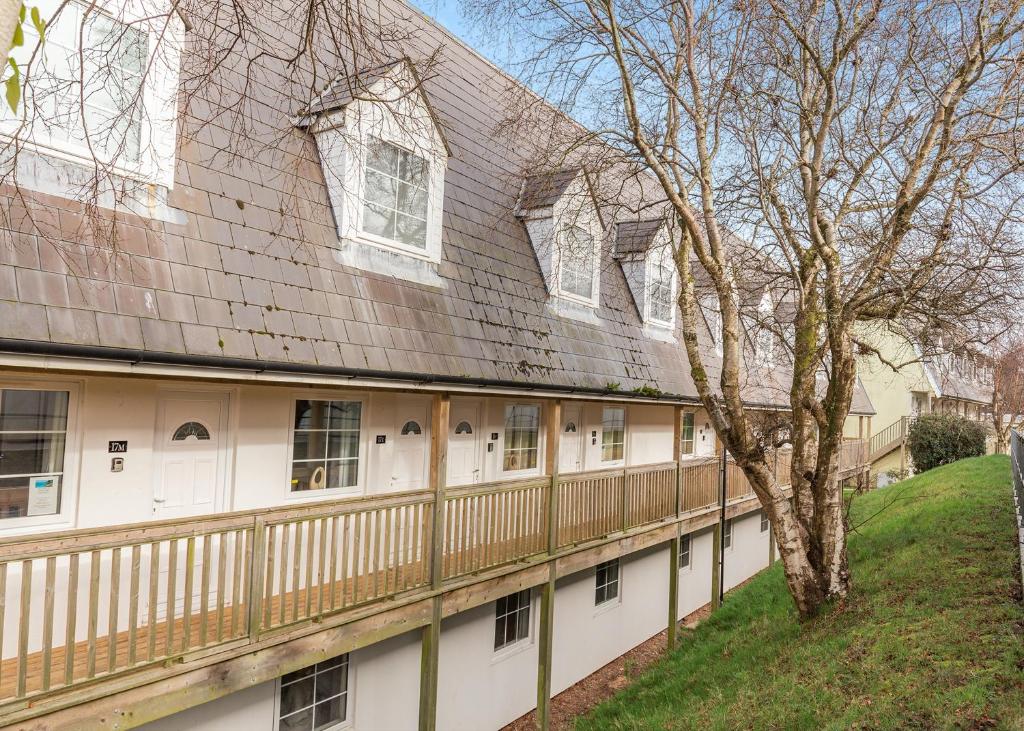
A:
[27, 476, 59, 517]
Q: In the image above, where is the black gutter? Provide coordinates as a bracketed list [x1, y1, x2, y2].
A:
[0, 338, 706, 403]
[717, 444, 727, 605]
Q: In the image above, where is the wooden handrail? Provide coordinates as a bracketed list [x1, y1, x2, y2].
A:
[0, 447, 866, 713]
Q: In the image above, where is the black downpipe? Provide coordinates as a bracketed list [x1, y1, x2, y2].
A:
[718, 443, 728, 605]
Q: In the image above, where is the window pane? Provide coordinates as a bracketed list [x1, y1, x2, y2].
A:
[326, 432, 359, 460]
[280, 676, 314, 716]
[0, 433, 66, 476]
[397, 182, 428, 219]
[395, 213, 427, 248]
[326, 460, 358, 489]
[279, 707, 313, 731]
[329, 401, 361, 430]
[314, 696, 344, 730]
[295, 401, 329, 430]
[399, 150, 428, 187]
[364, 169, 398, 208]
[366, 138, 399, 175]
[0, 390, 69, 432]
[363, 202, 396, 240]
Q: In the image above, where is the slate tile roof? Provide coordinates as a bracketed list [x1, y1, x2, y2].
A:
[0, 0, 875, 414]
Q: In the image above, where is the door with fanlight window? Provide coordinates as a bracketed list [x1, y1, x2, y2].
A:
[391, 402, 428, 491]
[153, 393, 228, 519]
[560, 405, 583, 473]
[448, 400, 482, 486]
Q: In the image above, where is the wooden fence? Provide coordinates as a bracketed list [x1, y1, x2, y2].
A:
[0, 444, 861, 710]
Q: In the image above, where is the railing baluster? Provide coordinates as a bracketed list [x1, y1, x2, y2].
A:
[42, 556, 56, 691]
[107, 547, 121, 673]
[147, 543, 159, 661]
[16, 559, 32, 696]
[86, 551, 100, 678]
[64, 554, 78, 687]
[200, 535, 212, 647]
[127, 545, 140, 667]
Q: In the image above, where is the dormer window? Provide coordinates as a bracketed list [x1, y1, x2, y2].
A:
[648, 257, 675, 324]
[615, 219, 678, 332]
[363, 137, 429, 249]
[299, 58, 450, 284]
[559, 226, 596, 300]
[516, 168, 605, 319]
[1, 0, 184, 189]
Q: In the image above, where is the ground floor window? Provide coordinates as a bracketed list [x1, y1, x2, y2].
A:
[291, 400, 361, 492]
[679, 533, 691, 568]
[760, 510, 769, 533]
[277, 654, 350, 731]
[595, 559, 620, 605]
[601, 406, 625, 462]
[681, 412, 695, 455]
[723, 518, 733, 549]
[503, 404, 540, 472]
[494, 589, 531, 650]
[0, 389, 69, 519]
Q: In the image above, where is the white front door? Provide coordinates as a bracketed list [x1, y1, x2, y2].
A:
[448, 401, 482, 486]
[391, 403, 428, 491]
[560, 405, 583, 473]
[154, 393, 228, 518]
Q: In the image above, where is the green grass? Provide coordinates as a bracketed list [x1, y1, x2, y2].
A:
[578, 455, 1024, 731]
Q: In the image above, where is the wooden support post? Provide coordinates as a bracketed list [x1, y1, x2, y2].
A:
[545, 400, 562, 554]
[419, 393, 449, 731]
[667, 533, 679, 650]
[710, 522, 722, 611]
[536, 565, 556, 731]
[536, 401, 561, 731]
[667, 405, 683, 650]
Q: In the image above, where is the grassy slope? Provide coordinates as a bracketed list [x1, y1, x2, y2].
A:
[578, 455, 1024, 731]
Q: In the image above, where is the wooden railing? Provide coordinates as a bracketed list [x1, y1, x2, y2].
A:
[838, 439, 869, 476]
[868, 417, 913, 460]
[0, 446, 860, 713]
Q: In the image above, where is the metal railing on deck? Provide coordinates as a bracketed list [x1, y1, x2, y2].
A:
[0, 444, 863, 713]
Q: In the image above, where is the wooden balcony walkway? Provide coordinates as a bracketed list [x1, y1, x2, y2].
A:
[0, 447, 865, 724]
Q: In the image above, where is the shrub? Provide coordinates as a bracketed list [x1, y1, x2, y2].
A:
[906, 413, 987, 472]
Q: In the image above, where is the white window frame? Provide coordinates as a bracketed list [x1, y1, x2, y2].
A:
[285, 392, 368, 502]
[645, 250, 676, 327]
[0, 0, 183, 187]
[600, 406, 626, 466]
[680, 412, 695, 456]
[0, 378, 82, 535]
[594, 558, 621, 608]
[760, 510, 769, 533]
[313, 65, 447, 268]
[557, 225, 598, 304]
[493, 588, 533, 658]
[273, 654, 354, 731]
[500, 402, 543, 477]
[723, 518, 733, 551]
[678, 533, 692, 571]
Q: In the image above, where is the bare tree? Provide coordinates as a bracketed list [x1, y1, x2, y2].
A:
[991, 338, 1024, 453]
[463, 0, 1024, 616]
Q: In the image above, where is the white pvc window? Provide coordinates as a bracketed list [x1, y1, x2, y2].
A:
[679, 533, 691, 568]
[362, 136, 429, 249]
[291, 400, 361, 492]
[723, 518, 733, 549]
[559, 226, 595, 299]
[277, 654, 350, 731]
[681, 412, 695, 456]
[648, 257, 674, 323]
[503, 404, 540, 472]
[601, 406, 625, 463]
[6, 1, 147, 166]
[594, 559, 620, 605]
[494, 589, 531, 651]
[0, 389, 69, 520]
